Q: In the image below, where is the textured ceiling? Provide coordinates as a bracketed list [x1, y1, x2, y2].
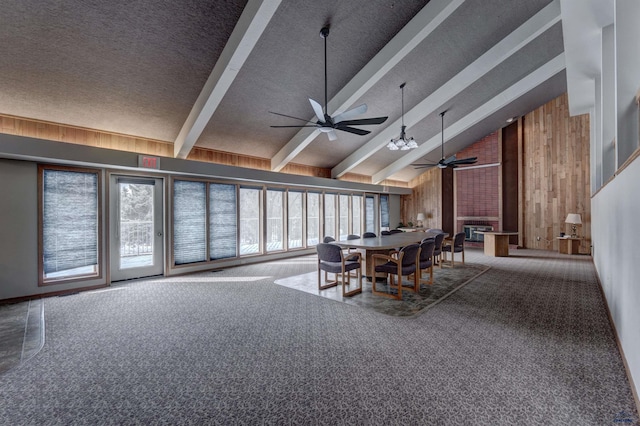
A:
[0, 0, 566, 183]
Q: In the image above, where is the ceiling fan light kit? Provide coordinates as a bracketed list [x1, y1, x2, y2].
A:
[269, 26, 388, 141]
[388, 82, 418, 151]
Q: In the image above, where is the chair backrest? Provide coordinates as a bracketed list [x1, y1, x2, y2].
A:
[323, 236, 335, 243]
[433, 233, 446, 250]
[347, 234, 360, 240]
[381, 230, 391, 236]
[316, 243, 342, 262]
[400, 244, 420, 266]
[362, 232, 377, 238]
[453, 232, 466, 247]
[419, 239, 435, 262]
[389, 229, 403, 234]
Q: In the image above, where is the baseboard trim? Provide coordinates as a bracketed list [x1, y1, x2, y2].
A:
[0, 283, 109, 305]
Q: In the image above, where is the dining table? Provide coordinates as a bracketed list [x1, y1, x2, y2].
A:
[335, 232, 434, 280]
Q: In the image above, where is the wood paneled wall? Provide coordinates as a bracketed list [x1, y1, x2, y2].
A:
[523, 94, 591, 253]
[403, 93, 591, 253]
[402, 167, 442, 229]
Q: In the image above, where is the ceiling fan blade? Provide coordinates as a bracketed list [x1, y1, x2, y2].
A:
[269, 111, 316, 124]
[327, 130, 338, 141]
[336, 116, 388, 126]
[270, 125, 319, 128]
[309, 98, 326, 122]
[450, 157, 478, 165]
[333, 104, 367, 122]
[442, 155, 457, 164]
[411, 163, 438, 167]
[336, 126, 371, 136]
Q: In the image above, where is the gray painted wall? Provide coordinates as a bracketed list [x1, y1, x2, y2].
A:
[0, 156, 403, 300]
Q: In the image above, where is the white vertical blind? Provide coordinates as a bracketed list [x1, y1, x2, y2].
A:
[380, 194, 390, 228]
[43, 169, 98, 276]
[209, 183, 237, 260]
[365, 195, 375, 233]
[173, 180, 207, 264]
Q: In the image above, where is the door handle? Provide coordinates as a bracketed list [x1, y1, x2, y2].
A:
[157, 231, 163, 237]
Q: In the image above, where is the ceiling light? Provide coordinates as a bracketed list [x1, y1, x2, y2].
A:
[388, 82, 418, 151]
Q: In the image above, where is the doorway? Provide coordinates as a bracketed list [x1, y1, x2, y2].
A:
[110, 176, 164, 281]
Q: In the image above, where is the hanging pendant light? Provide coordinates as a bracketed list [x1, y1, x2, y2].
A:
[387, 82, 418, 151]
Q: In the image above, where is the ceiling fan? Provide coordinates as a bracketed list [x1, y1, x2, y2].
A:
[269, 26, 388, 141]
[412, 110, 478, 169]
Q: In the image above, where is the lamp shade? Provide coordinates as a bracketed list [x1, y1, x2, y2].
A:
[565, 213, 582, 224]
[416, 213, 425, 221]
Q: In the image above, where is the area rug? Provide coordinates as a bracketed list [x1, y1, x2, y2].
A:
[274, 262, 490, 317]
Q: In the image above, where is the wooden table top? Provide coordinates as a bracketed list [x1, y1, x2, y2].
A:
[335, 232, 432, 250]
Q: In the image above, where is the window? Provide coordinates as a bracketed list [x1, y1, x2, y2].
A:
[324, 193, 336, 240]
[288, 191, 303, 249]
[266, 189, 284, 252]
[307, 192, 320, 246]
[240, 187, 261, 255]
[352, 195, 362, 236]
[40, 166, 101, 283]
[365, 195, 375, 233]
[339, 194, 349, 240]
[209, 183, 237, 260]
[173, 180, 207, 265]
[380, 194, 390, 229]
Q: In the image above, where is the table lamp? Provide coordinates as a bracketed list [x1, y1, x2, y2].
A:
[565, 213, 582, 237]
[416, 213, 425, 228]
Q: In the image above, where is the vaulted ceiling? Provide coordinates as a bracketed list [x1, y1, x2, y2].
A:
[0, 0, 566, 184]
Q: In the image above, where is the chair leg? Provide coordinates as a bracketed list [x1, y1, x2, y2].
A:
[342, 267, 362, 297]
[318, 268, 338, 290]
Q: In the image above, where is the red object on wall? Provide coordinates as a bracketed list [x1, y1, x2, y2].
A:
[455, 131, 500, 232]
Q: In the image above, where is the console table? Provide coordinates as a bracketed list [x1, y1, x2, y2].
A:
[557, 237, 581, 255]
[476, 231, 518, 257]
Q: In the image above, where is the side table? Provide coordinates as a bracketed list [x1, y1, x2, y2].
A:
[557, 237, 581, 255]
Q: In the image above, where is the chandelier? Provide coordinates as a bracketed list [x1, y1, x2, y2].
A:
[387, 82, 418, 151]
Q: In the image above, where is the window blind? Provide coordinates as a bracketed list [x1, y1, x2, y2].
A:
[209, 183, 237, 260]
[173, 180, 206, 264]
[43, 169, 98, 275]
[380, 194, 390, 228]
[365, 195, 375, 233]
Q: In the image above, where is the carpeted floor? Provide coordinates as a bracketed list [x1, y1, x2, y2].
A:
[274, 261, 490, 316]
[0, 248, 638, 425]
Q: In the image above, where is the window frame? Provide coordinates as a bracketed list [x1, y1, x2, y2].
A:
[38, 165, 103, 286]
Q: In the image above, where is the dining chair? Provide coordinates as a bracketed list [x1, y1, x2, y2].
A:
[372, 243, 421, 299]
[323, 236, 336, 243]
[362, 232, 377, 238]
[432, 233, 446, 268]
[389, 229, 403, 234]
[442, 232, 466, 267]
[381, 230, 391, 235]
[316, 243, 362, 297]
[417, 238, 435, 286]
